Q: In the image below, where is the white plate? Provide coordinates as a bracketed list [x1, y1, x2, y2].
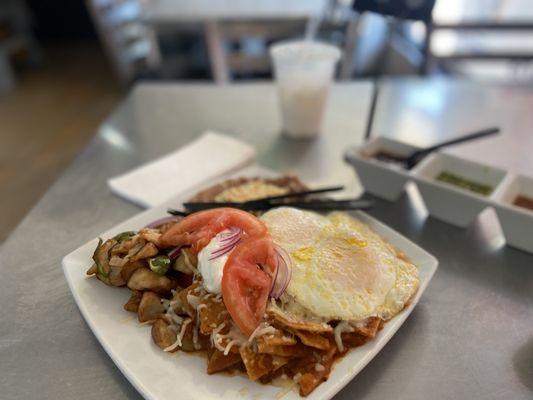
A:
[62, 183, 438, 400]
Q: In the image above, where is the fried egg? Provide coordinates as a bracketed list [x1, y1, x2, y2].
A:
[261, 207, 419, 322]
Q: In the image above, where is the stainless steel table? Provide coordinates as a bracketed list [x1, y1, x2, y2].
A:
[1, 80, 532, 400]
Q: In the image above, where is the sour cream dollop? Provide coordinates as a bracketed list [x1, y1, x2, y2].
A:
[197, 230, 235, 293]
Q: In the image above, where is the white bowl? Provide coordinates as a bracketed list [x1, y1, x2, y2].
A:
[411, 152, 507, 228]
[491, 173, 533, 253]
[344, 137, 419, 201]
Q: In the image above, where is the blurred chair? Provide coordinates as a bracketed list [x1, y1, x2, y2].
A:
[340, 0, 435, 79]
[0, 0, 41, 94]
[85, 0, 161, 85]
[426, 18, 533, 78]
[341, 0, 436, 140]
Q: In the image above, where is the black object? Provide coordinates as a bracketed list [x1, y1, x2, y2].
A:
[167, 209, 189, 217]
[183, 185, 344, 209]
[353, 0, 436, 23]
[168, 185, 374, 214]
[170, 198, 373, 214]
[381, 127, 501, 169]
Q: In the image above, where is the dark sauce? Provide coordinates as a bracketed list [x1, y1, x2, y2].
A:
[369, 150, 407, 168]
[513, 195, 533, 211]
[368, 150, 424, 169]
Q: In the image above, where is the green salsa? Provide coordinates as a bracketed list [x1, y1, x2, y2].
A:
[436, 171, 494, 196]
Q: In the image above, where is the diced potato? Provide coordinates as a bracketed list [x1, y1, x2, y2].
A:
[180, 324, 210, 352]
[109, 265, 126, 286]
[138, 228, 162, 245]
[86, 263, 97, 275]
[121, 260, 145, 282]
[127, 268, 173, 294]
[124, 290, 143, 313]
[111, 236, 138, 255]
[151, 319, 177, 351]
[138, 291, 164, 322]
[130, 242, 159, 262]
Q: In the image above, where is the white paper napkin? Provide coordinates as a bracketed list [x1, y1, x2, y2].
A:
[108, 131, 256, 208]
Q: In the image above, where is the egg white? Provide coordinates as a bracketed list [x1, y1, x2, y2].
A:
[261, 207, 419, 322]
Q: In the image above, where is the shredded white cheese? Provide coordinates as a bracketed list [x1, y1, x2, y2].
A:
[193, 304, 207, 350]
[161, 298, 170, 310]
[187, 294, 201, 309]
[314, 363, 325, 372]
[210, 322, 227, 351]
[223, 339, 240, 355]
[248, 322, 276, 343]
[334, 321, 354, 352]
[164, 318, 192, 352]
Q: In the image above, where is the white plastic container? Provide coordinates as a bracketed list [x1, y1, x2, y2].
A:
[412, 152, 507, 228]
[270, 40, 341, 139]
[344, 137, 419, 201]
[491, 173, 533, 253]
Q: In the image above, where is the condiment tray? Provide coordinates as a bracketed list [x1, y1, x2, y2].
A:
[491, 173, 533, 253]
[345, 137, 533, 254]
[344, 137, 420, 201]
[411, 153, 506, 227]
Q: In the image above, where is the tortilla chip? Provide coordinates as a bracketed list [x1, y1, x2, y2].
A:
[256, 329, 297, 347]
[123, 290, 143, 313]
[207, 349, 242, 374]
[340, 332, 368, 349]
[290, 329, 330, 350]
[257, 342, 309, 357]
[240, 346, 289, 381]
[198, 297, 230, 335]
[288, 345, 337, 396]
[353, 317, 382, 338]
[267, 305, 332, 333]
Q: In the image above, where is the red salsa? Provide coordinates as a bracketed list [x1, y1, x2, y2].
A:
[513, 195, 533, 211]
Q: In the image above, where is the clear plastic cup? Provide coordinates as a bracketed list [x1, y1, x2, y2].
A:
[270, 40, 341, 139]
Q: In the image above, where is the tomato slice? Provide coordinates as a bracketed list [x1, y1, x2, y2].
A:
[221, 236, 277, 336]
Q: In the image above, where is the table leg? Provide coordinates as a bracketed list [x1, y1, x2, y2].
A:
[205, 20, 230, 83]
[339, 15, 361, 80]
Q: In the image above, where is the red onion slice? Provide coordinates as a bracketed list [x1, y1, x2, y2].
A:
[270, 245, 292, 299]
[168, 246, 183, 261]
[144, 216, 182, 229]
[208, 228, 242, 261]
[209, 242, 237, 259]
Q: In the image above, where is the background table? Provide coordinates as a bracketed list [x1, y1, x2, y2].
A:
[142, 0, 326, 82]
[1, 80, 532, 400]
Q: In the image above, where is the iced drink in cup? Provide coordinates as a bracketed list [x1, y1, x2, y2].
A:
[270, 40, 341, 138]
